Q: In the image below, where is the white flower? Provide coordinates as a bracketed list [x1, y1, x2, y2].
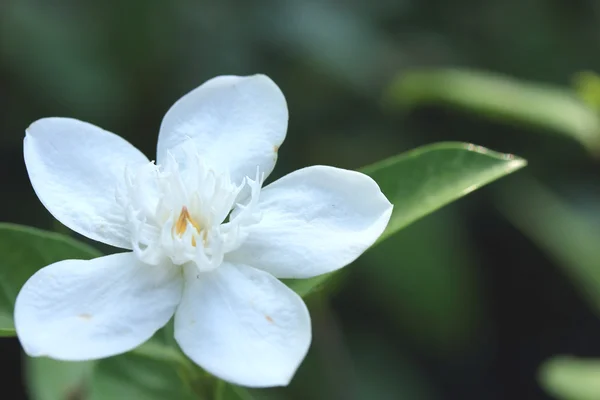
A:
[15, 75, 393, 387]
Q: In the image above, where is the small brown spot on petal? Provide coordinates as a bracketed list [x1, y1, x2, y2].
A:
[78, 313, 92, 320]
[273, 145, 279, 152]
[265, 315, 274, 323]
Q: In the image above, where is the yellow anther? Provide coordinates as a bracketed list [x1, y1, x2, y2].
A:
[174, 206, 202, 240]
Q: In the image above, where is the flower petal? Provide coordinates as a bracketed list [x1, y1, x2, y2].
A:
[174, 263, 311, 387]
[156, 75, 287, 184]
[227, 166, 393, 279]
[24, 118, 149, 249]
[15, 252, 182, 361]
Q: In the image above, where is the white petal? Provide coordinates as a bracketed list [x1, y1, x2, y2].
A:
[15, 252, 182, 361]
[227, 166, 393, 278]
[157, 75, 287, 184]
[24, 118, 149, 249]
[174, 263, 311, 387]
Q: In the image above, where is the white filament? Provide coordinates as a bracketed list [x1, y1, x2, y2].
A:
[117, 144, 264, 272]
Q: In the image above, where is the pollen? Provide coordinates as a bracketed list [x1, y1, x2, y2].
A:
[174, 206, 202, 239]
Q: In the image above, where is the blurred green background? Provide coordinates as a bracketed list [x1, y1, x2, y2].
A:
[3, 0, 600, 399]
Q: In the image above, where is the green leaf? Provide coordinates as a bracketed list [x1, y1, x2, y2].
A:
[385, 69, 600, 155]
[363, 142, 526, 241]
[285, 142, 526, 297]
[25, 357, 94, 400]
[539, 356, 600, 400]
[87, 340, 270, 400]
[0, 223, 101, 336]
[89, 349, 197, 400]
[25, 340, 200, 400]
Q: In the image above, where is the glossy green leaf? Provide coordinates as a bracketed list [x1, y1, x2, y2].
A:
[25, 357, 94, 400]
[285, 142, 526, 297]
[363, 142, 526, 240]
[539, 356, 600, 400]
[386, 69, 600, 155]
[0, 223, 101, 336]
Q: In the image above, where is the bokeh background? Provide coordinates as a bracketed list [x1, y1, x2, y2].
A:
[2, 0, 600, 399]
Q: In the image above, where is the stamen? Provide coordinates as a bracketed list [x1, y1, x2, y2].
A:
[121, 144, 264, 272]
[174, 206, 201, 237]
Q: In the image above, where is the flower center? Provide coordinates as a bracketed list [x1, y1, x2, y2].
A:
[117, 144, 263, 272]
[173, 206, 203, 246]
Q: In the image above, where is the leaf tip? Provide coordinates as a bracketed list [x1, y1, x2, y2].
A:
[461, 142, 527, 171]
